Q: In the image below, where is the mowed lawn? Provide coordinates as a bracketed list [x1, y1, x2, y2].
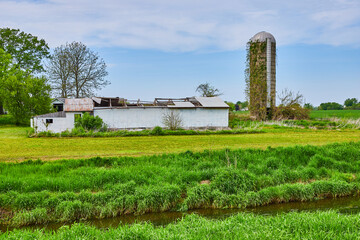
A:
[1, 126, 359, 162]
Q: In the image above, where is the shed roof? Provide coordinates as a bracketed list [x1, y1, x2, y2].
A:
[195, 97, 229, 108]
[168, 101, 195, 108]
[35, 111, 66, 118]
[64, 98, 94, 112]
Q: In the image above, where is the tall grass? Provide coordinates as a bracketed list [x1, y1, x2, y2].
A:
[2, 211, 360, 239]
[1, 142, 360, 226]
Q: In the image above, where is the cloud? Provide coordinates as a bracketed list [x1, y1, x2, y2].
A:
[1, 0, 359, 51]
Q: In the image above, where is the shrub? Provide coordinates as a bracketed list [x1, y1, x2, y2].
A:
[272, 104, 310, 120]
[150, 126, 164, 136]
[74, 112, 106, 131]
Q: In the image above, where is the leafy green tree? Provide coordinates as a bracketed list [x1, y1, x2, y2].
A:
[0, 28, 50, 114]
[0, 28, 50, 73]
[196, 83, 222, 97]
[1, 71, 52, 125]
[344, 98, 358, 108]
[304, 103, 314, 110]
[319, 102, 343, 110]
[225, 101, 235, 111]
[236, 101, 249, 110]
[0, 49, 16, 114]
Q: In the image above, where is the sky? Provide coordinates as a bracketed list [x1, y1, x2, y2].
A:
[1, 0, 359, 106]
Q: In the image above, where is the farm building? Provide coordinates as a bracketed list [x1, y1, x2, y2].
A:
[31, 97, 229, 133]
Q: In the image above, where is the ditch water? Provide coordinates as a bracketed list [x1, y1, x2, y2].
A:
[1, 196, 360, 232]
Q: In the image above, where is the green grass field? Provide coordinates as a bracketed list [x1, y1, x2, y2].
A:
[311, 110, 360, 119]
[1, 142, 360, 226]
[0, 125, 359, 161]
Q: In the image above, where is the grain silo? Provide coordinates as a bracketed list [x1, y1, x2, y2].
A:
[247, 31, 276, 120]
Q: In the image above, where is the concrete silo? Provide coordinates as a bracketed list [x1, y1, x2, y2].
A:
[247, 31, 276, 120]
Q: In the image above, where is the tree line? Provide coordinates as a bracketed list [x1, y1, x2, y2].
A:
[0, 28, 109, 124]
[305, 98, 360, 110]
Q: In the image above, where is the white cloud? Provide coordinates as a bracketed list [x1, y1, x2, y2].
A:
[1, 0, 359, 51]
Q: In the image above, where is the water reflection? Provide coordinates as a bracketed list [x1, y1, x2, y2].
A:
[1, 196, 360, 232]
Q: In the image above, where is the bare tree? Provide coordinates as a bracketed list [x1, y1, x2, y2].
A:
[47, 46, 72, 98]
[278, 88, 304, 106]
[196, 83, 222, 97]
[47, 42, 109, 98]
[162, 110, 183, 130]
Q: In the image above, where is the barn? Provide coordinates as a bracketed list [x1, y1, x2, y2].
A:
[31, 96, 229, 133]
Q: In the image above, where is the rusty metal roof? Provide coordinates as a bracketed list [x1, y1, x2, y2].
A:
[64, 98, 94, 112]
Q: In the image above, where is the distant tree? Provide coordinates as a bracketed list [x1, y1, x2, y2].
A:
[344, 98, 358, 108]
[47, 42, 109, 98]
[1, 71, 52, 125]
[304, 103, 314, 110]
[236, 101, 249, 110]
[319, 102, 343, 110]
[0, 28, 50, 73]
[225, 101, 235, 111]
[196, 83, 222, 97]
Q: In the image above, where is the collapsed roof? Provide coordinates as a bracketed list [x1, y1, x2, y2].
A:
[62, 96, 229, 112]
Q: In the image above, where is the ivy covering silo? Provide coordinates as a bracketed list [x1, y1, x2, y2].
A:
[245, 31, 276, 120]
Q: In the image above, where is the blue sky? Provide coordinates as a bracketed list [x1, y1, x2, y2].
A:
[1, 0, 359, 106]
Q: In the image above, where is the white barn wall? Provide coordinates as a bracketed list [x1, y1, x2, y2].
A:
[94, 108, 228, 129]
[32, 112, 81, 133]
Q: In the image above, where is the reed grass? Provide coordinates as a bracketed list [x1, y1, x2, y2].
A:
[1, 142, 360, 226]
[2, 211, 360, 239]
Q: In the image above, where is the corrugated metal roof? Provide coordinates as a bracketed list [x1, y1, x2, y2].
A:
[195, 97, 229, 108]
[168, 102, 195, 108]
[64, 98, 94, 112]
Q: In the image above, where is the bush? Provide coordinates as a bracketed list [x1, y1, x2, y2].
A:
[272, 104, 310, 120]
[150, 126, 164, 136]
[74, 112, 106, 131]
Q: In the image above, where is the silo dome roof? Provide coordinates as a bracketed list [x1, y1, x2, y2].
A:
[250, 31, 276, 43]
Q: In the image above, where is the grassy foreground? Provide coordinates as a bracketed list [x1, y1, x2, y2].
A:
[1, 142, 360, 226]
[1, 126, 359, 161]
[2, 211, 360, 239]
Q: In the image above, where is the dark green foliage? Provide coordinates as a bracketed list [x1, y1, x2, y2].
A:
[74, 112, 105, 131]
[212, 168, 255, 194]
[1, 142, 360, 226]
[0, 28, 50, 73]
[320, 102, 344, 110]
[344, 98, 358, 108]
[1, 72, 52, 125]
[0, 115, 15, 125]
[151, 126, 164, 136]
